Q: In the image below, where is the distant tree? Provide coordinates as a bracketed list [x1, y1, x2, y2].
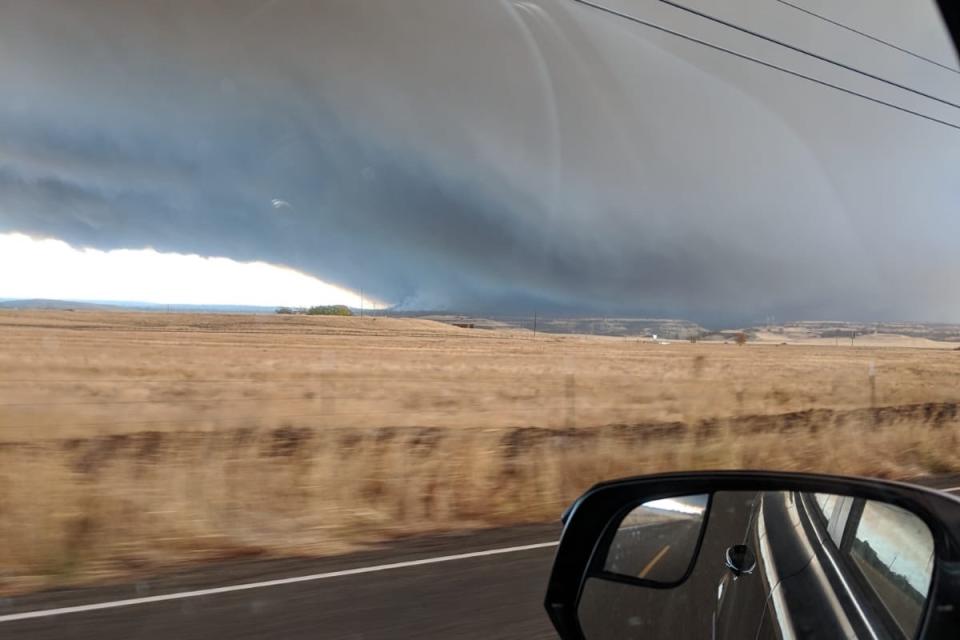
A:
[306, 305, 353, 316]
[275, 307, 295, 315]
[734, 332, 748, 346]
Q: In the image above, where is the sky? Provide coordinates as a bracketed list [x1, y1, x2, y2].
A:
[0, 0, 958, 322]
[0, 232, 375, 308]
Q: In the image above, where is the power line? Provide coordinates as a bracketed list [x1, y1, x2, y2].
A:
[570, 0, 960, 132]
[643, 0, 960, 110]
[771, 0, 960, 75]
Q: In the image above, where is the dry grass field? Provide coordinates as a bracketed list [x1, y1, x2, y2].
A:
[1, 310, 959, 594]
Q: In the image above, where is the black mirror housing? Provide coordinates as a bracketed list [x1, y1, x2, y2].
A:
[545, 471, 960, 639]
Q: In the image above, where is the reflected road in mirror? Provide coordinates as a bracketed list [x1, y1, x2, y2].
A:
[603, 494, 709, 583]
[579, 491, 934, 640]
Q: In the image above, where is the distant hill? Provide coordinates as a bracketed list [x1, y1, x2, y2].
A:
[0, 299, 124, 310]
[5, 300, 958, 343]
[744, 321, 960, 344]
[127, 302, 279, 314]
[399, 313, 707, 339]
[0, 299, 278, 314]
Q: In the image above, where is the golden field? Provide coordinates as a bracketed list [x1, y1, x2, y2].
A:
[1, 310, 959, 593]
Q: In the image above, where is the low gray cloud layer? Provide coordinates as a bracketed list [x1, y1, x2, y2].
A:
[0, 0, 958, 322]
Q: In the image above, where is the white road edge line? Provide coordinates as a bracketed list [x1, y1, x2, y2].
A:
[3, 485, 956, 623]
[0, 541, 559, 623]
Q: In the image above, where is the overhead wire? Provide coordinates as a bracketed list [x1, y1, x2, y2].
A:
[645, 0, 960, 109]
[570, 0, 960, 132]
[771, 0, 960, 75]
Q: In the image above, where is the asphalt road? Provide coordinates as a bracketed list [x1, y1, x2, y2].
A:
[577, 490, 761, 639]
[2, 478, 958, 639]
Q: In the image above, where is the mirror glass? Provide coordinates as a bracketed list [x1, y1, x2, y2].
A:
[603, 494, 709, 583]
[845, 498, 935, 637]
[578, 491, 935, 640]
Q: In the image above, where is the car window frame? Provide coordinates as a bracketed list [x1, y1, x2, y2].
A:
[803, 492, 933, 640]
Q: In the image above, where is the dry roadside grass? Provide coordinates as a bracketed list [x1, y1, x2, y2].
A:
[1, 310, 959, 594]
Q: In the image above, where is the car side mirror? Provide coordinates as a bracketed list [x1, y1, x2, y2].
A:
[545, 471, 960, 640]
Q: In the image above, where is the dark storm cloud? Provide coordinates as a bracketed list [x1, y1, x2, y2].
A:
[1, 0, 958, 321]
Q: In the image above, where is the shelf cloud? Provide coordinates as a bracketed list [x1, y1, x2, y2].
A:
[1, 0, 958, 322]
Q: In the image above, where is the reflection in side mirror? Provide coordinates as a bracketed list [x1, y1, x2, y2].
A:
[602, 494, 709, 584]
[577, 490, 936, 640]
[844, 497, 935, 637]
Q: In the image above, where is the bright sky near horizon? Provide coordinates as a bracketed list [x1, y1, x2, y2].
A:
[0, 233, 379, 308]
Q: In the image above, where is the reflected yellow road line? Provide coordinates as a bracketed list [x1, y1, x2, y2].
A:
[639, 544, 671, 578]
